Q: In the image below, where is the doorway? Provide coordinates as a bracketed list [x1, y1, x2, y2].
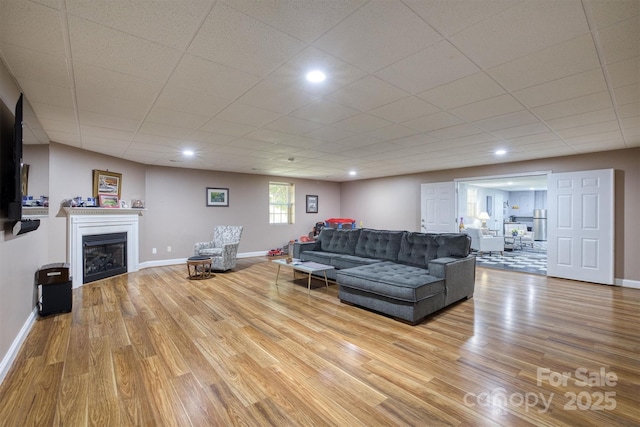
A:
[456, 172, 549, 275]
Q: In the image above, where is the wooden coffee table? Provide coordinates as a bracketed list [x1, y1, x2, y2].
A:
[186, 256, 213, 279]
[272, 259, 334, 294]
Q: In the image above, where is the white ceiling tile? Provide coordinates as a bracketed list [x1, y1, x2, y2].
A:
[80, 125, 134, 141]
[188, 2, 305, 77]
[332, 113, 393, 134]
[303, 126, 355, 142]
[266, 116, 324, 134]
[66, 0, 212, 50]
[618, 103, 639, 119]
[585, 0, 640, 29]
[291, 99, 359, 124]
[564, 129, 624, 144]
[546, 108, 617, 130]
[334, 134, 382, 149]
[313, 0, 441, 72]
[377, 40, 479, 94]
[402, 112, 464, 132]
[451, 0, 589, 68]
[266, 46, 367, 96]
[132, 132, 182, 148]
[417, 72, 506, 110]
[558, 122, 621, 139]
[146, 106, 210, 131]
[30, 102, 75, 123]
[450, 94, 524, 122]
[237, 80, 317, 114]
[155, 85, 229, 118]
[245, 128, 296, 144]
[68, 16, 181, 81]
[223, 0, 365, 43]
[596, 16, 640, 65]
[0, 43, 69, 88]
[0, 1, 66, 55]
[38, 118, 78, 134]
[79, 110, 140, 132]
[167, 54, 259, 101]
[607, 56, 640, 89]
[215, 103, 282, 127]
[404, 0, 517, 36]
[73, 62, 161, 105]
[200, 118, 256, 136]
[188, 130, 235, 146]
[532, 91, 613, 120]
[493, 122, 552, 139]
[514, 68, 607, 108]
[369, 96, 440, 123]
[326, 76, 409, 111]
[365, 124, 418, 141]
[76, 89, 149, 122]
[428, 123, 483, 140]
[17, 79, 74, 108]
[614, 84, 639, 106]
[489, 35, 600, 91]
[474, 110, 540, 131]
[138, 120, 193, 140]
[571, 139, 627, 152]
[47, 130, 81, 145]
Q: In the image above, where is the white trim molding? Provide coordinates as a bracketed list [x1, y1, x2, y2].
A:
[0, 308, 37, 386]
[615, 278, 640, 289]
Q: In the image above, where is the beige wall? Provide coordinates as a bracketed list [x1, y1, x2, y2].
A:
[143, 166, 340, 260]
[0, 61, 49, 370]
[341, 148, 640, 282]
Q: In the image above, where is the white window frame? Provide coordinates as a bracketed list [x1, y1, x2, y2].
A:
[269, 182, 295, 224]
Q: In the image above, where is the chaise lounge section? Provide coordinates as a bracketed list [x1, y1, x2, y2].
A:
[293, 228, 475, 324]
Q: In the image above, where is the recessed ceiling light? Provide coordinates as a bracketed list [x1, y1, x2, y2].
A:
[349, 171, 356, 176]
[495, 149, 507, 155]
[183, 149, 194, 157]
[306, 70, 326, 83]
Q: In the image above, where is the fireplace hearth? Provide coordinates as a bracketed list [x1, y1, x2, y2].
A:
[83, 232, 127, 284]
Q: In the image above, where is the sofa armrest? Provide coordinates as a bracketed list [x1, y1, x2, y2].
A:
[428, 256, 476, 305]
[293, 241, 319, 258]
[194, 241, 214, 255]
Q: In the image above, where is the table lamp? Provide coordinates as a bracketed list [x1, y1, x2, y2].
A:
[478, 212, 490, 228]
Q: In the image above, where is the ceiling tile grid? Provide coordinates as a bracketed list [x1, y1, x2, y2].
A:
[0, 0, 637, 181]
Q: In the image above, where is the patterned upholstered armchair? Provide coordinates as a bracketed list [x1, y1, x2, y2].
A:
[194, 226, 243, 271]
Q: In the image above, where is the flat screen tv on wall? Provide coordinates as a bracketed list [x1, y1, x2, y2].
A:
[0, 93, 23, 222]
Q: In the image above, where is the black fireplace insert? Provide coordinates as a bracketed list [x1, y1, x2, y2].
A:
[82, 232, 127, 284]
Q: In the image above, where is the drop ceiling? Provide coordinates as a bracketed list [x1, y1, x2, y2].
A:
[0, 0, 638, 182]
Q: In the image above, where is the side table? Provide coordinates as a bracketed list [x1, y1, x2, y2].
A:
[187, 256, 213, 279]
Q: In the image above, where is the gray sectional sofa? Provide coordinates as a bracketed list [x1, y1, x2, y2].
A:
[293, 228, 475, 324]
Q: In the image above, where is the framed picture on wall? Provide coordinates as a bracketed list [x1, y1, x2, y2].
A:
[486, 195, 493, 217]
[207, 187, 229, 207]
[93, 169, 122, 199]
[306, 195, 318, 213]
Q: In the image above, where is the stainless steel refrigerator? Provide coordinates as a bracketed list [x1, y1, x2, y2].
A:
[533, 209, 547, 241]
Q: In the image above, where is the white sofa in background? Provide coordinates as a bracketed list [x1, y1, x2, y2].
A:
[504, 224, 534, 248]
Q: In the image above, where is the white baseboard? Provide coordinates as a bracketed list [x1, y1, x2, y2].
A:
[0, 308, 37, 386]
[138, 252, 269, 270]
[615, 278, 640, 289]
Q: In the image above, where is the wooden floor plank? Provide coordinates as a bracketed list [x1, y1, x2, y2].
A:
[0, 258, 638, 426]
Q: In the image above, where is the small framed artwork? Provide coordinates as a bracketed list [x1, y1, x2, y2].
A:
[99, 194, 119, 208]
[93, 169, 122, 199]
[306, 195, 318, 213]
[207, 187, 229, 207]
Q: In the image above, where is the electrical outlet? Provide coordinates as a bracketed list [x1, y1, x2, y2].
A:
[152, 248, 157, 254]
[167, 246, 171, 252]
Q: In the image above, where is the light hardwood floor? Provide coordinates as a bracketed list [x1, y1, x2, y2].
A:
[0, 257, 638, 426]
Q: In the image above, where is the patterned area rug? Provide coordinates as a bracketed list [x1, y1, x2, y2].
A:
[474, 241, 547, 275]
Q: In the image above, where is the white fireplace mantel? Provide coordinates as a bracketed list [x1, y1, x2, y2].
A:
[65, 208, 143, 288]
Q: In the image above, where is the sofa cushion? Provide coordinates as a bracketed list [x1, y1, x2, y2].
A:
[317, 228, 361, 255]
[337, 261, 444, 302]
[436, 233, 471, 258]
[397, 232, 439, 267]
[331, 254, 384, 270]
[300, 251, 334, 264]
[354, 229, 404, 262]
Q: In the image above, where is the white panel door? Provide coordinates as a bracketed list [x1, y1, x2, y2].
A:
[547, 169, 614, 284]
[421, 182, 456, 233]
